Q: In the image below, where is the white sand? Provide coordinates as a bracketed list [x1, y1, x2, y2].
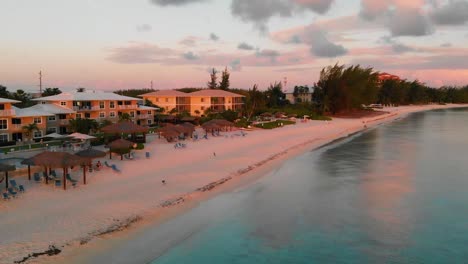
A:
[0, 104, 465, 264]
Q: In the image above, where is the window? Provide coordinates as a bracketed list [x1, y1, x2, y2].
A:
[0, 104, 4, 110]
[12, 118, 21, 125]
[125, 101, 131, 105]
[109, 112, 116, 118]
[201, 106, 205, 111]
[48, 116, 56, 121]
[99, 101, 105, 109]
[76, 113, 82, 119]
[165, 98, 169, 102]
[201, 98, 205, 103]
[155, 98, 159, 102]
[33, 117, 42, 124]
[41, 101, 46, 104]
[130, 111, 135, 117]
[84, 113, 91, 118]
[60, 102, 67, 106]
[0, 119, 8, 130]
[33, 130, 42, 138]
[99, 112, 105, 118]
[110, 101, 115, 108]
[146, 110, 150, 115]
[46, 127, 57, 134]
[147, 119, 152, 125]
[0, 134, 8, 142]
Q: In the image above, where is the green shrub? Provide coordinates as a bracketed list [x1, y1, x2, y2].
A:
[134, 143, 145, 150]
[255, 120, 295, 129]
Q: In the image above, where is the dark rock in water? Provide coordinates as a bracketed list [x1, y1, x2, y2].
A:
[15, 245, 61, 263]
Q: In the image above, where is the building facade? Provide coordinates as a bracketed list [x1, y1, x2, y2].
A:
[0, 91, 157, 144]
[141, 89, 244, 116]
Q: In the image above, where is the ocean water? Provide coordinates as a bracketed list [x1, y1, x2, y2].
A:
[88, 108, 468, 264]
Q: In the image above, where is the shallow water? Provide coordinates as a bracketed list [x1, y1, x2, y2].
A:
[89, 108, 468, 264]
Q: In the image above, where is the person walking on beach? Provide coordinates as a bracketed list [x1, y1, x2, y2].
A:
[162, 180, 166, 184]
[213, 152, 216, 157]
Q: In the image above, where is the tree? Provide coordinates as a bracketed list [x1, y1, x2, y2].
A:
[115, 88, 155, 98]
[219, 67, 230, 90]
[69, 118, 98, 134]
[42, 87, 62, 97]
[265, 82, 286, 108]
[0, 85, 10, 98]
[118, 113, 131, 121]
[194, 109, 201, 116]
[207, 68, 218, 89]
[244, 84, 265, 120]
[22, 123, 39, 142]
[76, 87, 86, 92]
[11, 89, 33, 108]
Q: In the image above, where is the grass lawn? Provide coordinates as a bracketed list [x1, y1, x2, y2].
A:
[254, 120, 296, 129]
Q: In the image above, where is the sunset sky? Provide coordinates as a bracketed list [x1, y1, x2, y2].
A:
[2, 0, 468, 92]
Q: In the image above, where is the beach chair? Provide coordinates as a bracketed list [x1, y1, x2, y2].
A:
[66, 174, 78, 187]
[111, 164, 121, 173]
[8, 188, 18, 198]
[55, 180, 62, 188]
[19, 185, 25, 192]
[145, 152, 150, 159]
[203, 134, 208, 140]
[33, 172, 42, 183]
[9, 180, 19, 190]
[104, 161, 112, 168]
[3, 192, 10, 200]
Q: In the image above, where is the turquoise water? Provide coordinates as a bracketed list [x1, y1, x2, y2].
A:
[86, 108, 468, 264]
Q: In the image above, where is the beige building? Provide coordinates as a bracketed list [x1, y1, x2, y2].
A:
[141, 89, 244, 116]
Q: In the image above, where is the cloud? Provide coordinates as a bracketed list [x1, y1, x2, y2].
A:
[182, 51, 199, 60]
[136, 24, 152, 32]
[359, 0, 426, 21]
[387, 8, 433, 36]
[288, 35, 302, 44]
[309, 29, 347, 57]
[209, 33, 219, 41]
[150, 0, 208, 6]
[179, 36, 198, 46]
[230, 0, 334, 31]
[237, 42, 255, 50]
[440, 42, 452, 47]
[431, 0, 468, 25]
[391, 43, 417, 53]
[106, 42, 174, 64]
[230, 59, 242, 71]
[256, 49, 280, 62]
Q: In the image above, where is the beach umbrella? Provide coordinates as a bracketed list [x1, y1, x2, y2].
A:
[20, 158, 36, 181]
[69, 132, 96, 140]
[0, 163, 16, 190]
[101, 121, 149, 134]
[43, 132, 69, 139]
[108, 139, 134, 160]
[75, 149, 106, 184]
[31, 151, 87, 190]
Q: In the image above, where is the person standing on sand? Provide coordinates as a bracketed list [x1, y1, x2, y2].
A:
[162, 180, 166, 184]
[213, 152, 216, 157]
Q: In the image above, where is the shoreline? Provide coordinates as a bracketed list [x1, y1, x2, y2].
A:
[1, 104, 466, 264]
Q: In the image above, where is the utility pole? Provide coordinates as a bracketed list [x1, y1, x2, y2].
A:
[150, 80, 153, 90]
[39, 71, 43, 94]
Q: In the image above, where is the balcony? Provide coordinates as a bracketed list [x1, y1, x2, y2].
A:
[11, 124, 23, 130]
[0, 109, 16, 116]
[58, 119, 70, 126]
[137, 114, 151, 119]
[117, 105, 138, 110]
[73, 106, 102, 111]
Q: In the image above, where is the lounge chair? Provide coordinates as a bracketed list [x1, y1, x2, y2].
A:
[8, 188, 18, 198]
[55, 180, 62, 188]
[111, 164, 121, 173]
[9, 180, 19, 190]
[3, 192, 10, 200]
[145, 152, 150, 158]
[19, 185, 25, 192]
[203, 134, 208, 139]
[33, 172, 42, 183]
[104, 161, 112, 168]
[66, 174, 78, 187]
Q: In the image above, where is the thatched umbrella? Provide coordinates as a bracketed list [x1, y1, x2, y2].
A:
[181, 122, 196, 136]
[158, 127, 180, 142]
[31, 151, 87, 190]
[75, 149, 107, 184]
[202, 123, 221, 135]
[20, 158, 35, 181]
[101, 121, 149, 142]
[0, 163, 16, 190]
[108, 139, 134, 160]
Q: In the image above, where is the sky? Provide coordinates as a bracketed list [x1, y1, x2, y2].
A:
[1, 0, 468, 92]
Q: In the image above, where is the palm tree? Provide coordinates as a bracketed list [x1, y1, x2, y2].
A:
[22, 123, 39, 142]
[119, 113, 131, 122]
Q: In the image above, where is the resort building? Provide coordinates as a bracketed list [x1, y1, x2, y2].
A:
[32, 91, 157, 128]
[285, 91, 313, 104]
[0, 91, 157, 144]
[140, 89, 244, 116]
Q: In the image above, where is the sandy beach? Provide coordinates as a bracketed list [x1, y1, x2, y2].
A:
[0, 104, 465, 264]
